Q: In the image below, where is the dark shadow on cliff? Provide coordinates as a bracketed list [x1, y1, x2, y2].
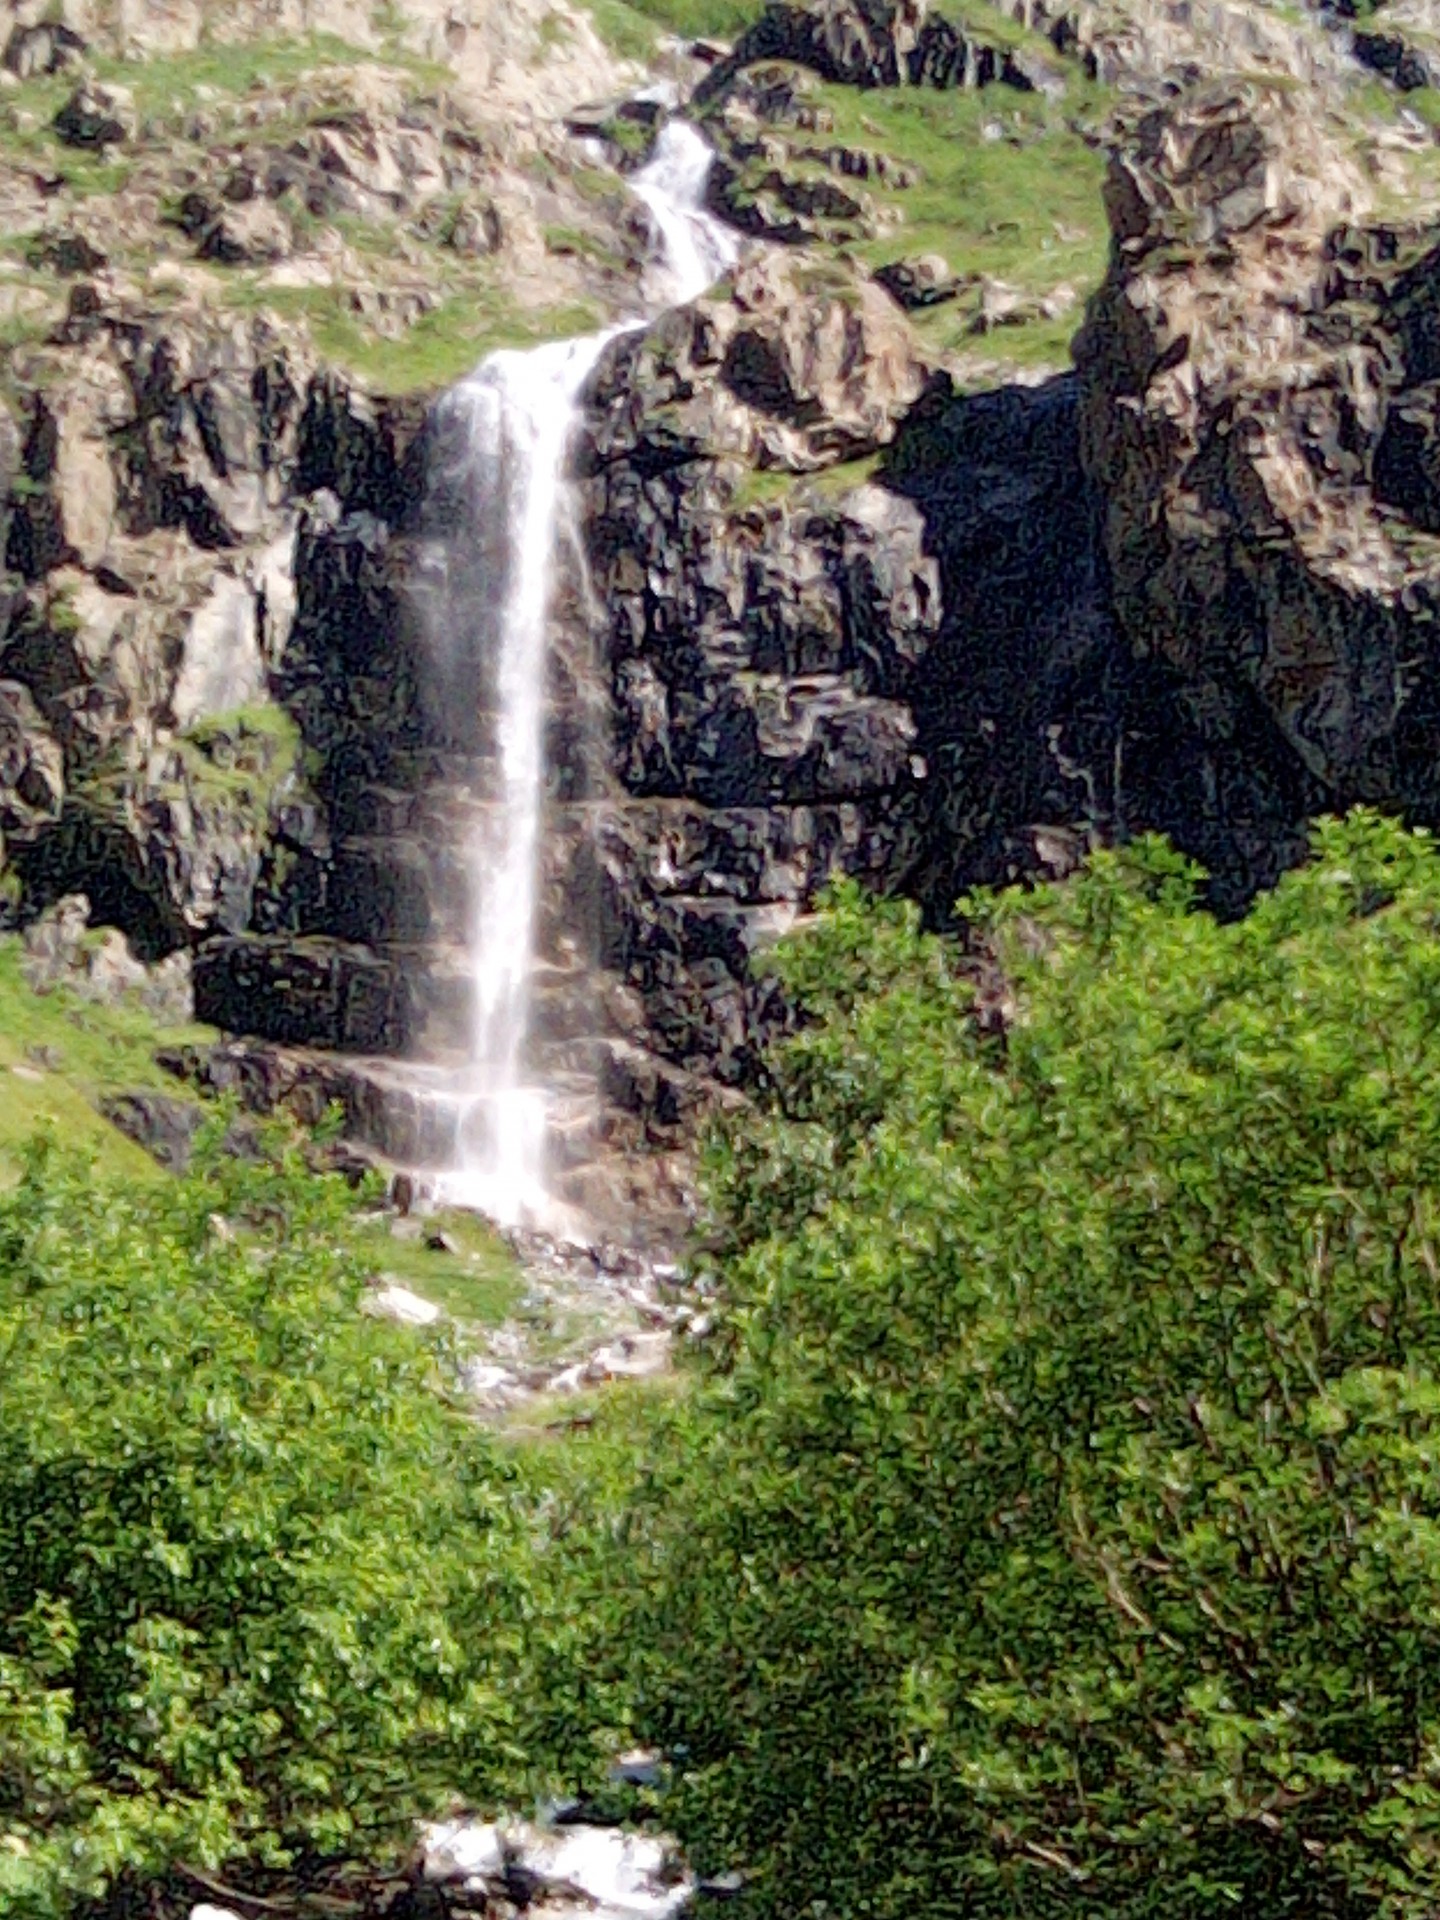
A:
[875, 373, 1330, 923]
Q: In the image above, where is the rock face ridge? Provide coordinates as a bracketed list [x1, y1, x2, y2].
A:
[5, 0, 1440, 1227]
[1076, 79, 1440, 841]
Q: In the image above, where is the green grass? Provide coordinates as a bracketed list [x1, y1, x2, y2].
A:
[217, 278, 604, 395]
[581, 0, 763, 56]
[731, 449, 884, 509]
[100, 34, 450, 118]
[357, 1207, 524, 1325]
[811, 73, 1109, 366]
[492, 1372, 686, 1444]
[177, 703, 303, 810]
[0, 936, 216, 1182]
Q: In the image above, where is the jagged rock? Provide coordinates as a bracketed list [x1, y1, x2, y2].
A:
[697, 0, 930, 97]
[708, 150, 874, 244]
[906, 11, 1067, 92]
[0, 680, 63, 844]
[1352, 26, 1437, 91]
[1075, 75, 1440, 815]
[441, 194, 504, 257]
[26, 227, 108, 276]
[1375, 381, 1440, 531]
[53, 81, 137, 149]
[285, 113, 446, 218]
[586, 251, 937, 477]
[170, 573, 268, 729]
[6, 372, 125, 578]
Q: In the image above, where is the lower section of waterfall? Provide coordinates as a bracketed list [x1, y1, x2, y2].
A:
[434, 334, 612, 1233]
[429, 121, 738, 1237]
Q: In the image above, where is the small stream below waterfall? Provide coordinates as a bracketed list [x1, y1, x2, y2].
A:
[429, 121, 738, 1239]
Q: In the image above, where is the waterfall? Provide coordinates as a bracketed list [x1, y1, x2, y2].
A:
[435, 122, 737, 1233]
[632, 120, 739, 306]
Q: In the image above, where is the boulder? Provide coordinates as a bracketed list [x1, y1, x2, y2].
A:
[3, 20, 86, 79]
[99, 1089, 205, 1171]
[53, 81, 136, 149]
[1374, 380, 1440, 531]
[196, 200, 294, 265]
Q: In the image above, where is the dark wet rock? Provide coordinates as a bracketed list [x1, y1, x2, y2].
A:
[873, 252, 964, 310]
[54, 81, 136, 150]
[1352, 26, 1437, 91]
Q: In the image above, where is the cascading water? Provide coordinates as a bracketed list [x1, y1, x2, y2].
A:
[435, 121, 738, 1232]
[632, 120, 740, 306]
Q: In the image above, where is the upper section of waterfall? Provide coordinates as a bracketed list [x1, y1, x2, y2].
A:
[631, 121, 741, 309]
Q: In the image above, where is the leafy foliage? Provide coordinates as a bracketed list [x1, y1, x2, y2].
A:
[589, 812, 1440, 1918]
[0, 1126, 555, 1918]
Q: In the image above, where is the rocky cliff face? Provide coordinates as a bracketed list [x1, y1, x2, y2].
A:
[3, 0, 1440, 1229]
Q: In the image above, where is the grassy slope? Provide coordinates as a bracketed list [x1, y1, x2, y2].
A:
[369, 1210, 525, 1324]
[810, 69, 1110, 366]
[0, 938, 213, 1182]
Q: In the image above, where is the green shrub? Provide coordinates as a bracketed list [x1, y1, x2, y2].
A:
[594, 810, 1440, 1918]
[0, 1128, 557, 1917]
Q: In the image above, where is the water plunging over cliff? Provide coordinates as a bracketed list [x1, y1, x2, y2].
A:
[434, 122, 737, 1232]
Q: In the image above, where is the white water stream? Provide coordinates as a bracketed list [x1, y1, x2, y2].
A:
[436, 123, 738, 1231]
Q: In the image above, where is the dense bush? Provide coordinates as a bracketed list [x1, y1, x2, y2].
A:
[590, 812, 1440, 1918]
[0, 1127, 560, 1918]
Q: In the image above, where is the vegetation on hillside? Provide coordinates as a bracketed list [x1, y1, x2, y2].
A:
[17, 814, 1440, 1916]
[0, 1128, 554, 1920]
[560, 812, 1440, 1918]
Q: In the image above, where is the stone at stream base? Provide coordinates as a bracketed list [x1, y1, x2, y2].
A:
[422, 1816, 692, 1919]
[154, 1034, 702, 1248]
